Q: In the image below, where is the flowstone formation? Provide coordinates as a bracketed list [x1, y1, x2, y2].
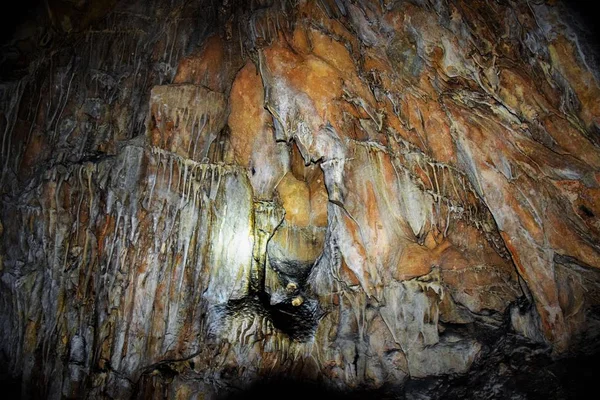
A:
[1, 0, 600, 398]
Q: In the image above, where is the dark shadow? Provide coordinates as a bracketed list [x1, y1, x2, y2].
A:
[0, 370, 21, 399]
[219, 292, 321, 342]
[218, 377, 396, 400]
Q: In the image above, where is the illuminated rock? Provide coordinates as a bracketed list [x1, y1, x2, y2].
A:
[1, 0, 600, 398]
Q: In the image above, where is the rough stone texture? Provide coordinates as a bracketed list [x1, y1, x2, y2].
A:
[1, 0, 600, 398]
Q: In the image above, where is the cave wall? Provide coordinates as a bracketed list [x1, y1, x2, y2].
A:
[1, 0, 600, 398]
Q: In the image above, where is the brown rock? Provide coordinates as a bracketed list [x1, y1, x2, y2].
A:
[276, 172, 311, 227]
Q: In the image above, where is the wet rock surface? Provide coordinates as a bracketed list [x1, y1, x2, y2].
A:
[1, 0, 600, 398]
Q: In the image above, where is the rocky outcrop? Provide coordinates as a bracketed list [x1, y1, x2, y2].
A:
[1, 0, 600, 398]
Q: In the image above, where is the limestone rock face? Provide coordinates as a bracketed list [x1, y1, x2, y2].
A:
[1, 0, 600, 398]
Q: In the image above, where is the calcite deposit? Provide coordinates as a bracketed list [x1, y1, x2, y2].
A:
[1, 0, 600, 398]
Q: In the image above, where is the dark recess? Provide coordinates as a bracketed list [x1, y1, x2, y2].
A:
[0, 0, 41, 46]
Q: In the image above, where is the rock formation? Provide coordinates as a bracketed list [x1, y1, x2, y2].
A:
[1, 0, 600, 398]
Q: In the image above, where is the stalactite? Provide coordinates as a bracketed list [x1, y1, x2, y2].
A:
[2, 0, 600, 398]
